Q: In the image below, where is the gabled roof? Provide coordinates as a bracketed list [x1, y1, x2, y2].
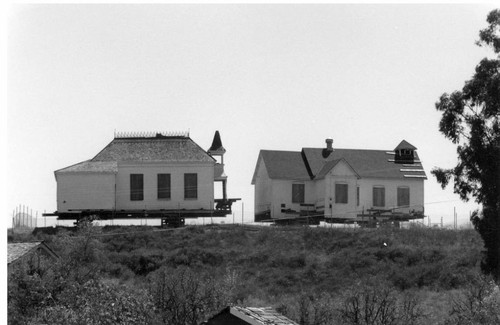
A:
[206, 306, 299, 325]
[315, 158, 361, 180]
[8, 242, 59, 265]
[92, 136, 214, 162]
[253, 141, 426, 181]
[395, 140, 417, 151]
[252, 150, 311, 184]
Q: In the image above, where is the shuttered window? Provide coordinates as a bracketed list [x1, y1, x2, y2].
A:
[335, 183, 348, 204]
[373, 186, 385, 207]
[397, 187, 410, 207]
[292, 184, 305, 203]
[130, 174, 144, 201]
[158, 174, 171, 199]
[184, 173, 198, 199]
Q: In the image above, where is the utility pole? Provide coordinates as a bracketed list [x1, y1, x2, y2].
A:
[242, 202, 244, 225]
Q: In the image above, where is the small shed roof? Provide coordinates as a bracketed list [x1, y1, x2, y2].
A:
[206, 306, 299, 325]
[8, 242, 59, 265]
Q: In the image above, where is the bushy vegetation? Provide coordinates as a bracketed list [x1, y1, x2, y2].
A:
[8, 223, 500, 324]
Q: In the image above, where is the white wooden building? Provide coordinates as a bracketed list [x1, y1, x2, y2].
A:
[50, 131, 237, 225]
[251, 138, 426, 225]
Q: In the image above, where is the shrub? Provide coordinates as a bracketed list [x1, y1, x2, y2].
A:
[147, 266, 239, 325]
[339, 284, 424, 325]
[35, 279, 156, 325]
[444, 274, 500, 325]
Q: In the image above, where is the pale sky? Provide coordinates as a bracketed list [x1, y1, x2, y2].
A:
[5, 3, 498, 227]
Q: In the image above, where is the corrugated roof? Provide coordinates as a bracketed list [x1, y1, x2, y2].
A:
[92, 137, 214, 162]
[254, 144, 426, 181]
[8, 242, 42, 264]
[231, 307, 299, 325]
[55, 160, 118, 174]
[8, 242, 59, 265]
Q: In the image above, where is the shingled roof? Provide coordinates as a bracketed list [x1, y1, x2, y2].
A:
[255, 150, 311, 181]
[55, 161, 118, 174]
[205, 306, 299, 325]
[92, 136, 214, 162]
[252, 141, 426, 183]
[56, 134, 215, 174]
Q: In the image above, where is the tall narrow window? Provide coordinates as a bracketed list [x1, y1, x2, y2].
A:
[158, 174, 171, 199]
[184, 173, 198, 199]
[335, 183, 348, 204]
[397, 187, 410, 207]
[373, 186, 385, 207]
[356, 186, 360, 206]
[130, 174, 144, 201]
[292, 184, 305, 204]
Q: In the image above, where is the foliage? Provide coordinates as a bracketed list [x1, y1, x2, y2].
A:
[7, 224, 488, 324]
[34, 280, 156, 325]
[444, 274, 500, 325]
[277, 292, 338, 325]
[339, 284, 424, 325]
[431, 9, 500, 282]
[147, 266, 239, 325]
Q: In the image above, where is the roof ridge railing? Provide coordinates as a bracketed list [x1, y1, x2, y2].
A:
[114, 131, 190, 138]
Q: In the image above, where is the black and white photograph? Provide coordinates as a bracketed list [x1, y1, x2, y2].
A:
[4, 3, 500, 324]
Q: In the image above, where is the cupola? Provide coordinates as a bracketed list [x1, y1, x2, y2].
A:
[394, 140, 417, 164]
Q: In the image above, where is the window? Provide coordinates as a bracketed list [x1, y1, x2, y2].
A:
[130, 174, 144, 201]
[158, 174, 171, 199]
[397, 187, 410, 207]
[357, 186, 360, 206]
[373, 186, 385, 207]
[335, 183, 348, 204]
[184, 173, 198, 199]
[292, 184, 305, 203]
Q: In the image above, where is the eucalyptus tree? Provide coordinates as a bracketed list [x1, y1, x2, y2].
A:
[432, 9, 500, 282]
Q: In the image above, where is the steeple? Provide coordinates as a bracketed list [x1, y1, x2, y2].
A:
[208, 131, 227, 200]
[208, 130, 226, 155]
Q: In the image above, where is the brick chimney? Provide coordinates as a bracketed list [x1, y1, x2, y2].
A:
[325, 138, 333, 152]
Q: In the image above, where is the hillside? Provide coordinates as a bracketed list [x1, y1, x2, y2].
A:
[8, 224, 499, 325]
